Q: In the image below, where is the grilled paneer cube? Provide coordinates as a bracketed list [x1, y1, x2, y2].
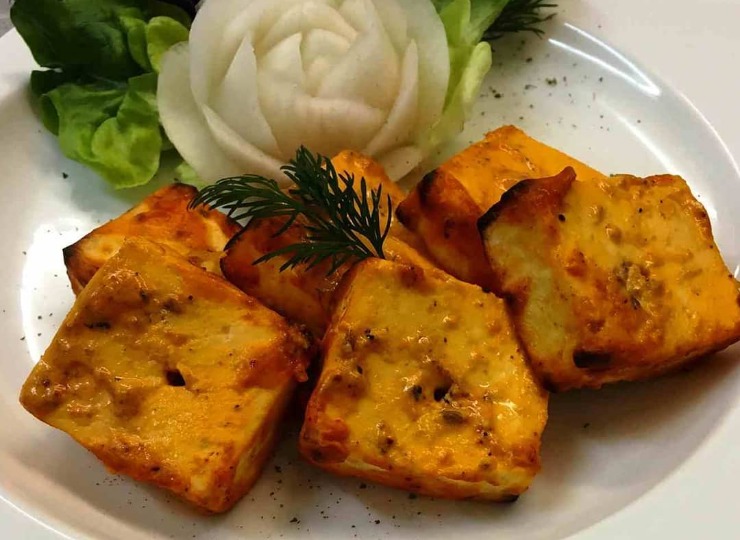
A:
[64, 184, 239, 294]
[479, 169, 740, 391]
[397, 125, 606, 288]
[300, 259, 548, 500]
[21, 238, 311, 513]
[221, 150, 434, 336]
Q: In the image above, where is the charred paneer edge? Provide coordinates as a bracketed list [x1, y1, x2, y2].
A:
[64, 184, 239, 294]
[21, 238, 311, 513]
[396, 125, 606, 288]
[221, 150, 434, 336]
[479, 169, 740, 391]
[300, 259, 548, 500]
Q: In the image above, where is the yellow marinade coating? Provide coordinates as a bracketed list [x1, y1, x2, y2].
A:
[480, 169, 740, 390]
[20, 238, 311, 512]
[396, 125, 606, 288]
[64, 183, 240, 294]
[300, 258, 548, 500]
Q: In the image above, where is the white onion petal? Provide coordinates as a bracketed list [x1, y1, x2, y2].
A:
[318, 0, 399, 110]
[188, 0, 257, 105]
[301, 28, 352, 93]
[157, 43, 245, 181]
[400, 0, 449, 136]
[363, 41, 419, 157]
[259, 74, 386, 157]
[202, 105, 285, 179]
[256, 2, 357, 55]
[370, 0, 408, 53]
[210, 33, 281, 155]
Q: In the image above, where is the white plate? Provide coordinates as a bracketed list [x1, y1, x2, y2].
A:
[1, 1, 739, 538]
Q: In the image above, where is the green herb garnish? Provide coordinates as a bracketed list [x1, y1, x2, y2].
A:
[190, 147, 392, 275]
[432, 0, 556, 43]
[485, 0, 557, 41]
[10, 0, 191, 188]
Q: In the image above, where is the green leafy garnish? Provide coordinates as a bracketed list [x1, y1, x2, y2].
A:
[428, 0, 503, 148]
[191, 148, 393, 275]
[426, 0, 556, 150]
[12, 0, 148, 80]
[40, 74, 162, 188]
[146, 16, 191, 73]
[432, 0, 556, 42]
[483, 0, 557, 41]
[10, 0, 191, 188]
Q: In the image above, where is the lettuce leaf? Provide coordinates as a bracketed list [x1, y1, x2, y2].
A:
[41, 74, 162, 188]
[146, 16, 191, 73]
[440, 0, 508, 103]
[11, 0, 151, 80]
[427, 40, 493, 149]
[120, 15, 153, 71]
[432, 0, 510, 44]
[426, 0, 509, 148]
[174, 160, 206, 188]
[11, 0, 190, 188]
[119, 15, 190, 72]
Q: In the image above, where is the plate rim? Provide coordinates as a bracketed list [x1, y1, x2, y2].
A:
[1, 3, 739, 536]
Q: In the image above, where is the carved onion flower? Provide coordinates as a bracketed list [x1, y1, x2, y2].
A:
[158, 0, 451, 185]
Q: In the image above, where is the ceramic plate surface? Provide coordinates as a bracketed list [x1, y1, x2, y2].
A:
[1, 1, 738, 538]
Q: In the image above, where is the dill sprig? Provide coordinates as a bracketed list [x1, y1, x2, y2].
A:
[485, 0, 557, 41]
[190, 147, 392, 275]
